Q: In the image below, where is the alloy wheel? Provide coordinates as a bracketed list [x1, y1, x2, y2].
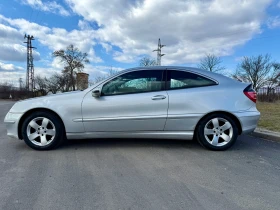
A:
[27, 117, 56, 146]
[204, 117, 233, 147]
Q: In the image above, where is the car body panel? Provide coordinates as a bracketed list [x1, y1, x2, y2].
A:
[5, 91, 85, 138]
[164, 82, 254, 131]
[81, 90, 168, 132]
[3, 66, 260, 141]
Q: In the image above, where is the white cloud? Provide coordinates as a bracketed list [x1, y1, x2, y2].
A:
[100, 42, 113, 53]
[29, 64, 123, 87]
[0, 66, 61, 87]
[83, 65, 123, 75]
[0, 23, 40, 62]
[0, 23, 22, 41]
[0, 71, 25, 86]
[78, 20, 91, 30]
[0, 62, 26, 86]
[267, 16, 280, 29]
[22, 0, 70, 16]
[66, 0, 272, 64]
[0, 62, 24, 72]
[0, 15, 102, 63]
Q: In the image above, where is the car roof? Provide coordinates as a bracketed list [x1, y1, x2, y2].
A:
[85, 66, 243, 91]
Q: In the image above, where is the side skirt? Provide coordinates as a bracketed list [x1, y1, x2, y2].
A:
[66, 131, 194, 140]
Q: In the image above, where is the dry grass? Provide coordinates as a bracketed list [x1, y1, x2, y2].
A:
[257, 101, 280, 132]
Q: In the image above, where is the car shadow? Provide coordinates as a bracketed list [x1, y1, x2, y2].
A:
[61, 138, 202, 150]
[12, 136, 257, 152]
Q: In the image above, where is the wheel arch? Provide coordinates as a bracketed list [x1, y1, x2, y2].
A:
[194, 111, 242, 135]
[18, 108, 66, 139]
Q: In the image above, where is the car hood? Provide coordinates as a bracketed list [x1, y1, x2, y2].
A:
[19, 91, 81, 101]
[9, 91, 86, 113]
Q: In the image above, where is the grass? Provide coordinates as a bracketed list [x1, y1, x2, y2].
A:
[257, 101, 280, 132]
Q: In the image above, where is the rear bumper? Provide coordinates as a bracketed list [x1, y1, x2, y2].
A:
[235, 111, 260, 134]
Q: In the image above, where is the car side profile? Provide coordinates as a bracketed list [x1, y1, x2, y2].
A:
[4, 66, 260, 151]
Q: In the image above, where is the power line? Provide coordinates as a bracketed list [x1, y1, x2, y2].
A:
[29, 8, 34, 22]
[34, 10, 40, 23]
[153, 38, 165, 66]
[24, 35, 36, 92]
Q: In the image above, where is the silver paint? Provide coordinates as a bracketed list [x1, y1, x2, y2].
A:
[4, 66, 260, 142]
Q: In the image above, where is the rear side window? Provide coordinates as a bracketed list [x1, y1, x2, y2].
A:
[167, 70, 217, 90]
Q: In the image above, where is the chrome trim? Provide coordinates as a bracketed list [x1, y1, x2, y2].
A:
[67, 131, 194, 140]
[167, 113, 202, 119]
[4, 120, 16, 124]
[76, 115, 167, 122]
[73, 119, 83, 122]
[74, 114, 203, 123]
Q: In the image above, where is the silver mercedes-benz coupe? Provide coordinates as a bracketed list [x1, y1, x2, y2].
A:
[4, 66, 260, 151]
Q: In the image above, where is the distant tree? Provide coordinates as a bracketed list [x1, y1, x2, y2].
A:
[46, 74, 62, 94]
[0, 82, 14, 99]
[266, 63, 280, 94]
[198, 54, 225, 72]
[34, 75, 48, 96]
[52, 44, 89, 91]
[35, 73, 73, 95]
[53, 73, 72, 92]
[233, 54, 278, 91]
[139, 57, 157, 67]
[92, 68, 119, 84]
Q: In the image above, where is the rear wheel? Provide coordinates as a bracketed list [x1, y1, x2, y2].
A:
[196, 114, 238, 151]
[21, 111, 65, 150]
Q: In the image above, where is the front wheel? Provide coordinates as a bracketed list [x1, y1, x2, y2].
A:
[21, 111, 65, 150]
[196, 114, 238, 151]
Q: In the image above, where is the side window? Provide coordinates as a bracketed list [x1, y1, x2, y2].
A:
[167, 70, 217, 90]
[101, 70, 164, 96]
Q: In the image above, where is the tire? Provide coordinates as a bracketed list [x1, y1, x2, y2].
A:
[21, 111, 65, 150]
[196, 113, 238, 151]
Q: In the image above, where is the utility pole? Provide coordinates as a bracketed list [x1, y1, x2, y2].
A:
[24, 34, 36, 91]
[153, 38, 165, 66]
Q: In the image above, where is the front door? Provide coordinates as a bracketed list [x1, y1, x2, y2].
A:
[82, 69, 168, 132]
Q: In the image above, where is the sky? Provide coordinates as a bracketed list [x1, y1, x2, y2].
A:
[1, 0, 280, 86]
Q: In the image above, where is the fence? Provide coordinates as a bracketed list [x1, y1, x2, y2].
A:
[257, 87, 280, 102]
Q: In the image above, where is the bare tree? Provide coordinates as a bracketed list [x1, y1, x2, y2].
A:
[53, 44, 89, 91]
[93, 68, 119, 84]
[139, 57, 157, 67]
[0, 82, 15, 99]
[35, 73, 72, 95]
[198, 54, 225, 72]
[34, 75, 48, 96]
[266, 63, 280, 94]
[234, 54, 275, 91]
[53, 73, 72, 92]
[46, 74, 62, 94]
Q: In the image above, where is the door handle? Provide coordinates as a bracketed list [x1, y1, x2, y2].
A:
[151, 95, 166, 100]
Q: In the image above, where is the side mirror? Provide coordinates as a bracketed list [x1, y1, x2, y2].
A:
[92, 89, 101, 98]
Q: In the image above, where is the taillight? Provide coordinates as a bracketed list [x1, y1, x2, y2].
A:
[244, 84, 257, 103]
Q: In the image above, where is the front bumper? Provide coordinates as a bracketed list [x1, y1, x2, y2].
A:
[4, 112, 23, 140]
